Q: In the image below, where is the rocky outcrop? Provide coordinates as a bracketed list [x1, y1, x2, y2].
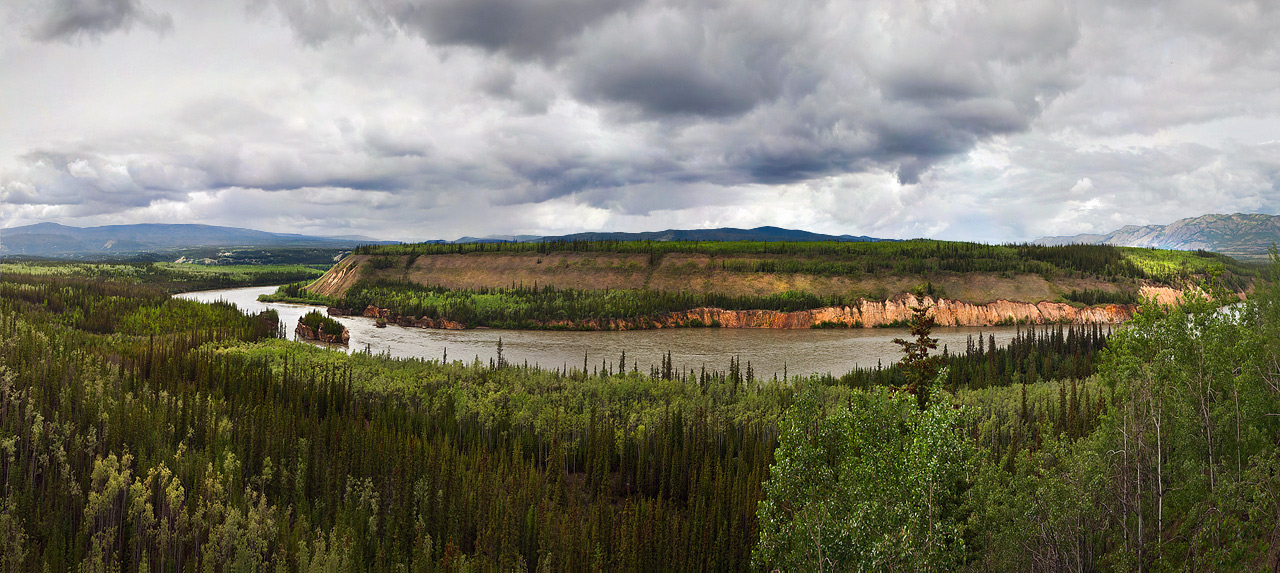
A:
[295, 321, 351, 345]
[362, 305, 467, 330]
[1138, 286, 1185, 306]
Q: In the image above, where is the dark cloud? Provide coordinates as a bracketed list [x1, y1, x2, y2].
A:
[567, 3, 804, 117]
[34, 0, 172, 42]
[563, 0, 1077, 184]
[243, 0, 1083, 189]
[377, 0, 639, 60]
[251, 0, 638, 57]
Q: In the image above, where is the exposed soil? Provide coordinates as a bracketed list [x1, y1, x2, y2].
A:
[309, 252, 1155, 307]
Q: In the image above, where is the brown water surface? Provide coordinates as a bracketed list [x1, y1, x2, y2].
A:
[178, 285, 1030, 379]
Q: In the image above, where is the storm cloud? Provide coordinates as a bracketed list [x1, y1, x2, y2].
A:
[31, 0, 172, 42]
[3, 0, 1280, 241]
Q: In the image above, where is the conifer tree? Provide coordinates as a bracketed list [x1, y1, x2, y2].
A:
[892, 302, 940, 409]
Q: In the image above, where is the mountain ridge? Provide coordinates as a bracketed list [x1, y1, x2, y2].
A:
[1, 222, 394, 258]
[1036, 213, 1280, 259]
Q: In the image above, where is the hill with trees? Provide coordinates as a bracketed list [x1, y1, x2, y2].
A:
[278, 239, 1258, 330]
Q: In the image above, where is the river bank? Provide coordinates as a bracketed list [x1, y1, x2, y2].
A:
[349, 291, 1138, 331]
[176, 285, 1047, 378]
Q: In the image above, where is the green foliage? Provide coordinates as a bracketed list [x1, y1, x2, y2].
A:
[319, 281, 855, 328]
[1084, 289, 1277, 569]
[1118, 246, 1257, 288]
[257, 279, 325, 304]
[0, 272, 794, 570]
[298, 310, 344, 336]
[891, 303, 940, 408]
[953, 278, 1280, 570]
[811, 320, 856, 329]
[4, 255, 1276, 571]
[837, 322, 1112, 393]
[1, 260, 323, 293]
[0, 273, 280, 339]
[1063, 287, 1140, 305]
[755, 375, 975, 571]
[117, 298, 258, 335]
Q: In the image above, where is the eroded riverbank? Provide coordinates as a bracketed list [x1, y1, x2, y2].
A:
[177, 285, 1055, 379]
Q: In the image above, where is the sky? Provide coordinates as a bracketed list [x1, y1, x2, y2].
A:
[2, 0, 1279, 243]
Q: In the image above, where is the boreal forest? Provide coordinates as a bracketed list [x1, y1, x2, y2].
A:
[0, 251, 1277, 571]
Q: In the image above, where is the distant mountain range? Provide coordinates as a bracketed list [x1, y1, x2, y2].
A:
[0, 222, 393, 258]
[454, 226, 889, 244]
[0, 222, 889, 259]
[1036, 213, 1280, 260]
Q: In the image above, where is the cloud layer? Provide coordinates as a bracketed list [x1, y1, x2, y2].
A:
[3, 0, 1279, 241]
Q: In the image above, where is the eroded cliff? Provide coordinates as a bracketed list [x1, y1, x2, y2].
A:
[356, 291, 1164, 331]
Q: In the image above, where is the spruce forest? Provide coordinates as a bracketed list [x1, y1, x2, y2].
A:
[0, 252, 1278, 572]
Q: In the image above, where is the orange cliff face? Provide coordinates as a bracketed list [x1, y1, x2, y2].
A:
[354, 293, 1144, 331]
[623, 294, 1132, 330]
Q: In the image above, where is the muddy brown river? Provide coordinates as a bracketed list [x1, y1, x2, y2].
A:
[177, 285, 1032, 379]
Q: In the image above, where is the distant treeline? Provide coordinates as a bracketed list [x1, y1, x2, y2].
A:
[1063, 287, 1141, 305]
[831, 322, 1110, 391]
[354, 239, 1259, 287]
[1, 260, 323, 294]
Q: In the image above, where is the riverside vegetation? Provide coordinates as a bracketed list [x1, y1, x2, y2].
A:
[268, 240, 1257, 330]
[1, 252, 1278, 571]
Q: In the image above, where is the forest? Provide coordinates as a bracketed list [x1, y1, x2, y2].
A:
[1, 261, 323, 294]
[0, 255, 1277, 570]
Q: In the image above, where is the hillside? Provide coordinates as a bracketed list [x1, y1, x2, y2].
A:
[1037, 213, 1280, 260]
[289, 240, 1257, 329]
[0, 222, 393, 258]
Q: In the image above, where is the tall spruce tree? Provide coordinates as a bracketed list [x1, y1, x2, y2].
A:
[892, 300, 940, 409]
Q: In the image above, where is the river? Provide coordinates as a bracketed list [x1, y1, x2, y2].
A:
[177, 285, 1033, 379]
